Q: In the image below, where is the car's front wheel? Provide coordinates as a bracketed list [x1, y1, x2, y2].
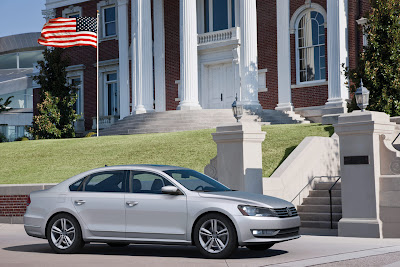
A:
[46, 213, 84, 254]
[193, 213, 237, 259]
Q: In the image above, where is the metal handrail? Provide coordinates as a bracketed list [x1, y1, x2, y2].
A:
[290, 176, 341, 204]
[328, 176, 342, 229]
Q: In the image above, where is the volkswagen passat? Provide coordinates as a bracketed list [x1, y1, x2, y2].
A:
[24, 165, 300, 258]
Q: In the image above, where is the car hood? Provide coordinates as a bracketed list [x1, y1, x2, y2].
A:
[198, 191, 294, 209]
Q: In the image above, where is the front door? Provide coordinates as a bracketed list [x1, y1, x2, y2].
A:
[206, 62, 235, 109]
[71, 170, 127, 238]
[125, 171, 187, 241]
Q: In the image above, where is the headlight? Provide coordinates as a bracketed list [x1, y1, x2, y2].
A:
[238, 205, 277, 217]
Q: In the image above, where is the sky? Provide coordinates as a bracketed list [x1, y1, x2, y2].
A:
[0, 0, 47, 38]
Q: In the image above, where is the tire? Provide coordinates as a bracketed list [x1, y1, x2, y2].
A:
[193, 213, 237, 259]
[46, 213, 84, 254]
[107, 243, 129, 247]
[246, 243, 274, 251]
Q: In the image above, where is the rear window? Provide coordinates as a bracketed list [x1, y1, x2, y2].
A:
[69, 178, 84, 191]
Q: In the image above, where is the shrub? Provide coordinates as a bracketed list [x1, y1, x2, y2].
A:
[85, 132, 97, 138]
[0, 132, 7, 143]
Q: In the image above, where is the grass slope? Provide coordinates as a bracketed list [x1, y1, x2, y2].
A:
[0, 124, 332, 184]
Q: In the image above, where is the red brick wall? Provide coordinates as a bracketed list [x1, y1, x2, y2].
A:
[164, 0, 180, 110]
[257, 0, 278, 110]
[0, 195, 28, 217]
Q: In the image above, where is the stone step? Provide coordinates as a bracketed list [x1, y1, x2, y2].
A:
[302, 197, 341, 205]
[297, 205, 342, 213]
[301, 221, 338, 229]
[298, 212, 342, 222]
[309, 190, 341, 197]
[314, 182, 341, 190]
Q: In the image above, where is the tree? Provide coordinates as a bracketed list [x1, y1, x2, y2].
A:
[29, 48, 79, 139]
[345, 0, 400, 115]
[0, 96, 13, 113]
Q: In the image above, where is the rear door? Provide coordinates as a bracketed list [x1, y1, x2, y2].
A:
[71, 170, 128, 238]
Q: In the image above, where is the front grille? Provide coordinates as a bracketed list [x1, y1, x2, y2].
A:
[274, 227, 300, 239]
[272, 207, 298, 218]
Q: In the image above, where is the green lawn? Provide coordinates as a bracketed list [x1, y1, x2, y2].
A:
[0, 124, 333, 184]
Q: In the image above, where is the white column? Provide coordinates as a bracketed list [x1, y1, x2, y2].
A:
[117, 0, 130, 119]
[275, 0, 293, 112]
[153, 0, 166, 112]
[239, 0, 261, 110]
[177, 0, 201, 110]
[134, 0, 154, 114]
[326, 0, 348, 110]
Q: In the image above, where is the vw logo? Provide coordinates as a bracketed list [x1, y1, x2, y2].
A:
[286, 207, 292, 216]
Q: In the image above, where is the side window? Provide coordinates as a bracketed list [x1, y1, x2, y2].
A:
[69, 178, 85, 191]
[103, 6, 116, 37]
[83, 171, 127, 193]
[130, 171, 173, 194]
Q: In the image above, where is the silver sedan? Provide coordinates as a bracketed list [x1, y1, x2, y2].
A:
[24, 165, 300, 258]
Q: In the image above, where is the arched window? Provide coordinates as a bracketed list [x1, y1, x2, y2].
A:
[296, 11, 326, 83]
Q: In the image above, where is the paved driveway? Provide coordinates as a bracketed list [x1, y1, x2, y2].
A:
[1, 224, 400, 267]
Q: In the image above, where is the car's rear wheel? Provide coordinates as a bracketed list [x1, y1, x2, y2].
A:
[193, 213, 237, 259]
[47, 213, 84, 254]
[246, 243, 274, 251]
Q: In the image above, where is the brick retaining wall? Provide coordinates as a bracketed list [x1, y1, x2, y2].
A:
[0, 184, 56, 224]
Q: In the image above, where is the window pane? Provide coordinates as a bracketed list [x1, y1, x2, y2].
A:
[314, 46, 320, 80]
[205, 0, 210, 32]
[68, 13, 79, 18]
[213, 0, 228, 31]
[0, 53, 17, 69]
[84, 171, 126, 192]
[231, 0, 235, 27]
[320, 46, 325, 58]
[319, 34, 325, 44]
[316, 13, 324, 24]
[19, 51, 44, 68]
[107, 73, 117, 81]
[130, 171, 173, 194]
[105, 22, 116, 36]
[69, 178, 84, 191]
[105, 7, 115, 22]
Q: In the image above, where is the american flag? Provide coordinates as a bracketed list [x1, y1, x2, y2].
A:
[38, 17, 97, 48]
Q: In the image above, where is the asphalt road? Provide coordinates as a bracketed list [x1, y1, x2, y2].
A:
[1, 224, 400, 267]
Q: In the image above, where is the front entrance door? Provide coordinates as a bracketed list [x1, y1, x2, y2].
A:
[206, 62, 235, 109]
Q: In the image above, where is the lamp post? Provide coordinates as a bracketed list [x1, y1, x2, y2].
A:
[355, 79, 370, 112]
[232, 94, 243, 122]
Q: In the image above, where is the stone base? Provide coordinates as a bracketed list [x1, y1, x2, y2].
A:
[275, 102, 294, 112]
[322, 114, 341, 125]
[338, 218, 380, 238]
[0, 216, 24, 224]
[177, 102, 202, 110]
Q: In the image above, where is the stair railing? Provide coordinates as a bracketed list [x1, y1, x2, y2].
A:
[291, 175, 341, 205]
[329, 176, 342, 229]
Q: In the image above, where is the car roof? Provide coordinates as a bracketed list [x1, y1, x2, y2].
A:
[103, 164, 190, 171]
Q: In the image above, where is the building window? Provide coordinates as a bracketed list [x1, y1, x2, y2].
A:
[0, 51, 43, 70]
[204, 0, 235, 33]
[70, 77, 83, 115]
[104, 72, 118, 116]
[296, 11, 326, 83]
[103, 6, 116, 37]
[68, 13, 80, 18]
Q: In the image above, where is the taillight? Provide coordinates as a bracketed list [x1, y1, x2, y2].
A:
[27, 195, 31, 206]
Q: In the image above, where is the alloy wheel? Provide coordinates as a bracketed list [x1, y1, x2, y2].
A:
[198, 218, 229, 254]
[50, 218, 76, 250]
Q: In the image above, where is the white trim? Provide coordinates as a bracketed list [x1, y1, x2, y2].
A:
[291, 80, 328, 89]
[62, 5, 82, 18]
[45, 0, 88, 10]
[68, 75, 84, 115]
[103, 72, 119, 116]
[290, 3, 327, 34]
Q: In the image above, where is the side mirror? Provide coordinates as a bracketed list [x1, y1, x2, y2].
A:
[161, 186, 181, 195]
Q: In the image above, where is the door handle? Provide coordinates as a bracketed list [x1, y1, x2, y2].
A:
[126, 201, 138, 207]
[74, 200, 86, 205]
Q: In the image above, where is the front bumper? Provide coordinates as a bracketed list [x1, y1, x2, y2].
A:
[234, 215, 301, 245]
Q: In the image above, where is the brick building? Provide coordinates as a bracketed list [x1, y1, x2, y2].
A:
[40, 0, 370, 130]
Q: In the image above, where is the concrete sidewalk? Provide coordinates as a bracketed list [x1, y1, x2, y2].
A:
[1, 223, 400, 267]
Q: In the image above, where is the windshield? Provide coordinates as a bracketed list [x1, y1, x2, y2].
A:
[163, 169, 231, 192]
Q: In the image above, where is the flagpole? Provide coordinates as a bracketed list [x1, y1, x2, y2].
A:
[96, 10, 100, 137]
